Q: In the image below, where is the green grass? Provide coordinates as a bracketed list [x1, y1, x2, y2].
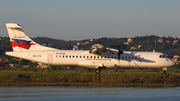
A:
[0, 64, 180, 87]
[0, 69, 179, 85]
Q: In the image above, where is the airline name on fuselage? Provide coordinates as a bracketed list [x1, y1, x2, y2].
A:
[86, 58, 111, 61]
[56, 53, 66, 55]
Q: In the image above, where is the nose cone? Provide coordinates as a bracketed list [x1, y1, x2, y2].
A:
[167, 58, 176, 67]
[171, 60, 176, 66]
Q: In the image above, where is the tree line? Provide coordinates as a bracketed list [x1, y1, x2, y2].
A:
[0, 35, 180, 59]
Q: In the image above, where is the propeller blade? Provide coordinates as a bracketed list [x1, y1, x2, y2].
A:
[118, 40, 123, 62]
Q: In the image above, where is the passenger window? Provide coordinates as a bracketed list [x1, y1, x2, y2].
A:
[132, 57, 134, 59]
[129, 57, 130, 59]
[56, 55, 58, 57]
[59, 55, 61, 58]
[69, 55, 71, 58]
[87, 56, 89, 58]
[76, 56, 78, 58]
[125, 57, 127, 59]
[72, 56, 74, 58]
[62, 55, 64, 58]
[83, 56, 85, 58]
[97, 56, 99, 58]
[90, 56, 92, 58]
[66, 55, 68, 58]
[80, 56, 81, 58]
[94, 56, 96, 58]
[104, 56, 106, 58]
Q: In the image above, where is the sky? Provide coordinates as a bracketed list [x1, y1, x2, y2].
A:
[0, 0, 180, 41]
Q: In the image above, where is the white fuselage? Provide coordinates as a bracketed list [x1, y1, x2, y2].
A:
[5, 23, 176, 74]
[6, 50, 175, 69]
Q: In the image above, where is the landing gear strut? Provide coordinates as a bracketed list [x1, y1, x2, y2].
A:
[95, 69, 101, 74]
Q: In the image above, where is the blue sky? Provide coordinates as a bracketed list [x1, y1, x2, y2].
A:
[1, 0, 180, 40]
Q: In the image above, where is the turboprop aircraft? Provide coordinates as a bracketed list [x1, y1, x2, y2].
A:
[5, 23, 175, 74]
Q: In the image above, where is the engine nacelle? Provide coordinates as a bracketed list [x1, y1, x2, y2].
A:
[89, 44, 106, 54]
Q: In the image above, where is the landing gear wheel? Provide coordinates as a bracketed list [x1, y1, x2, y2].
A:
[163, 70, 167, 74]
[95, 69, 101, 74]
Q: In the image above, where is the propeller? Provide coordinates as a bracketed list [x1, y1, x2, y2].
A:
[108, 47, 110, 58]
[118, 40, 123, 63]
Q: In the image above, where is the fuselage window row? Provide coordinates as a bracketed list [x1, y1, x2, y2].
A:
[57, 55, 111, 59]
[56, 55, 141, 60]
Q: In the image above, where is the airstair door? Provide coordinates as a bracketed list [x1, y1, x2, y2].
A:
[48, 54, 53, 63]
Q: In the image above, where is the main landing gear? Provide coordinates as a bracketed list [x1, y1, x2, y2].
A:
[95, 69, 101, 74]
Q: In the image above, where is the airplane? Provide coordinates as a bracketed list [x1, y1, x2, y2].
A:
[5, 23, 175, 74]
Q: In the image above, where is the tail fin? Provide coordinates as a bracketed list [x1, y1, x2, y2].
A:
[6, 23, 57, 51]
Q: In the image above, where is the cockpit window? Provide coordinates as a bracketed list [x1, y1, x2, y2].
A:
[159, 55, 166, 58]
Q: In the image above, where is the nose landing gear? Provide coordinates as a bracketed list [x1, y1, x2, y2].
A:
[163, 67, 167, 74]
[163, 70, 167, 74]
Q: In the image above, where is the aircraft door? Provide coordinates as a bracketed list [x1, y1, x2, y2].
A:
[130, 60, 138, 67]
[48, 54, 53, 63]
[129, 56, 139, 67]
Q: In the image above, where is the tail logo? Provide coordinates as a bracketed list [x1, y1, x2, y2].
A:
[11, 38, 36, 49]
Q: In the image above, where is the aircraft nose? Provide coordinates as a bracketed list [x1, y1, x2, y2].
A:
[167, 58, 175, 66]
[171, 60, 176, 66]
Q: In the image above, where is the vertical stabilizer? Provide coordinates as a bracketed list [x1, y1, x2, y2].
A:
[6, 23, 57, 51]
